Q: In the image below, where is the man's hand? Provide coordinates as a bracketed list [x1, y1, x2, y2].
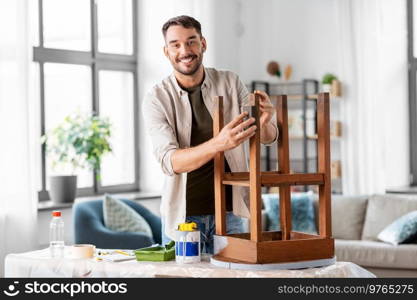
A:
[254, 90, 277, 144]
[254, 90, 275, 128]
[211, 112, 256, 152]
[171, 112, 256, 174]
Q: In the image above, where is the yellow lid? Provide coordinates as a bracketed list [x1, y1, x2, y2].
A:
[178, 222, 198, 231]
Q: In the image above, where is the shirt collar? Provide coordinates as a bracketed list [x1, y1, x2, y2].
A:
[170, 67, 211, 97]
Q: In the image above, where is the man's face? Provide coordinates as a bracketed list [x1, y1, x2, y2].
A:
[164, 25, 206, 76]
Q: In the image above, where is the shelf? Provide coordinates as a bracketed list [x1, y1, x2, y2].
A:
[260, 157, 318, 161]
[271, 94, 318, 101]
[271, 94, 342, 101]
[250, 79, 342, 193]
[385, 186, 417, 194]
[38, 191, 161, 211]
[222, 172, 325, 187]
[289, 135, 341, 140]
[289, 135, 316, 140]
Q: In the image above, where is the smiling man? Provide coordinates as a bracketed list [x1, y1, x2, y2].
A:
[143, 15, 278, 253]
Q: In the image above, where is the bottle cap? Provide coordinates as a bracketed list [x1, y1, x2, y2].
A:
[52, 211, 61, 217]
[178, 222, 197, 231]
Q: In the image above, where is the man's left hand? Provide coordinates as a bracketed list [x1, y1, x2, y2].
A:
[254, 90, 275, 127]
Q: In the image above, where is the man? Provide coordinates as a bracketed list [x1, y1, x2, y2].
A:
[143, 15, 278, 253]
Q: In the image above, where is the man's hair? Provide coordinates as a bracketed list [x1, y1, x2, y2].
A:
[162, 15, 202, 38]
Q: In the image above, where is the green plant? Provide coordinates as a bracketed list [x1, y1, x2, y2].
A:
[321, 73, 338, 84]
[41, 111, 112, 175]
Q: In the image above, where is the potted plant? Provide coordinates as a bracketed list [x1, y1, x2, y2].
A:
[321, 73, 337, 92]
[321, 73, 342, 96]
[41, 112, 112, 203]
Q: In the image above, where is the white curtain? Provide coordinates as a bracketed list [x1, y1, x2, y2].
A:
[336, 0, 409, 195]
[0, 0, 38, 277]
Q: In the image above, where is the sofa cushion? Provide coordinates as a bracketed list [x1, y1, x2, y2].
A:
[361, 194, 417, 241]
[377, 211, 417, 245]
[103, 194, 153, 238]
[335, 239, 417, 269]
[262, 192, 317, 234]
[312, 195, 368, 239]
[331, 195, 368, 240]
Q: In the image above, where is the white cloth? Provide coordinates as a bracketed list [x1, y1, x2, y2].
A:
[5, 247, 375, 278]
[0, 0, 38, 277]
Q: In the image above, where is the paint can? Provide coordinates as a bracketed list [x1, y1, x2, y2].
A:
[175, 222, 201, 264]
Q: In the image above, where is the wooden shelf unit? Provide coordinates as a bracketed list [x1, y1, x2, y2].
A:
[212, 93, 334, 264]
[251, 80, 343, 194]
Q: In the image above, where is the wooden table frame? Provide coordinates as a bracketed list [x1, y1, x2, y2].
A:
[212, 93, 334, 264]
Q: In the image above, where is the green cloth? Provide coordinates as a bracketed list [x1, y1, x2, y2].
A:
[185, 84, 232, 216]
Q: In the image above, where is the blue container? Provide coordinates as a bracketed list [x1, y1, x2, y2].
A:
[175, 230, 201, 263]
[175, 241, 199, 256]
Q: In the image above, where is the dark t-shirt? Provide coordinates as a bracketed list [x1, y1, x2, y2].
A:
[185, 84, 233, 216]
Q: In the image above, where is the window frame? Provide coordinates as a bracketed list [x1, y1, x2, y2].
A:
[408, 0, 417, 185]
[35, 0, 140, 201]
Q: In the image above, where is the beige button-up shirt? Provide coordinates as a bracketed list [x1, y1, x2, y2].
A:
[142, 67, 277, 240]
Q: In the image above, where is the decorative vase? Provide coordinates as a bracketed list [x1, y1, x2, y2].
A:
[49, 175, 77, 203]
[331, 79, 342, 97]
[322, 83, 331, 93]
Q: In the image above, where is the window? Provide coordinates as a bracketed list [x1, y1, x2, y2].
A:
[34, 0, 139, 200]
[408, 0, 417, 185]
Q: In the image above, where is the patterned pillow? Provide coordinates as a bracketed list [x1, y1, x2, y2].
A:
[262, 191, 317, 234]
[103, 194, 153, 238]
[377, 211, 417, 246]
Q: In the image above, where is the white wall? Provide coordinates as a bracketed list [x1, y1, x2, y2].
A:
[137, 0, 409, 195]
[138, 0, 342, 192]
[237, 0, 340, 83]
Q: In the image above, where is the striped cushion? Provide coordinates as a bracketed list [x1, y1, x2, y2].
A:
[103, 194, 153, 238]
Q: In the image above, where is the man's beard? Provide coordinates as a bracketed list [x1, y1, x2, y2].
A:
[173, 54, 203, 76]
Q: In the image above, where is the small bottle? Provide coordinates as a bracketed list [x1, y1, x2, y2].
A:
[49, 210, 65, 258]
[175, 222, 200, 264]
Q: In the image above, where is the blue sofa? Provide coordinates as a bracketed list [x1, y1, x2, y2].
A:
[73, 199, 161, 249]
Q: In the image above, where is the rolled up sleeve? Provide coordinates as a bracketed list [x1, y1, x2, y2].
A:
[262, 120, 278, 146]
[142, 93, 179, 176]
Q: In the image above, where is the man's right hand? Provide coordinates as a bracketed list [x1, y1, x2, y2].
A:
[211, 112, 257, 152]
[171, 112, 256, 174]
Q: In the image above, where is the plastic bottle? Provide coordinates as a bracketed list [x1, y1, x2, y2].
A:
[175, 222, 201, 264]
[49, 210, 65, 258]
